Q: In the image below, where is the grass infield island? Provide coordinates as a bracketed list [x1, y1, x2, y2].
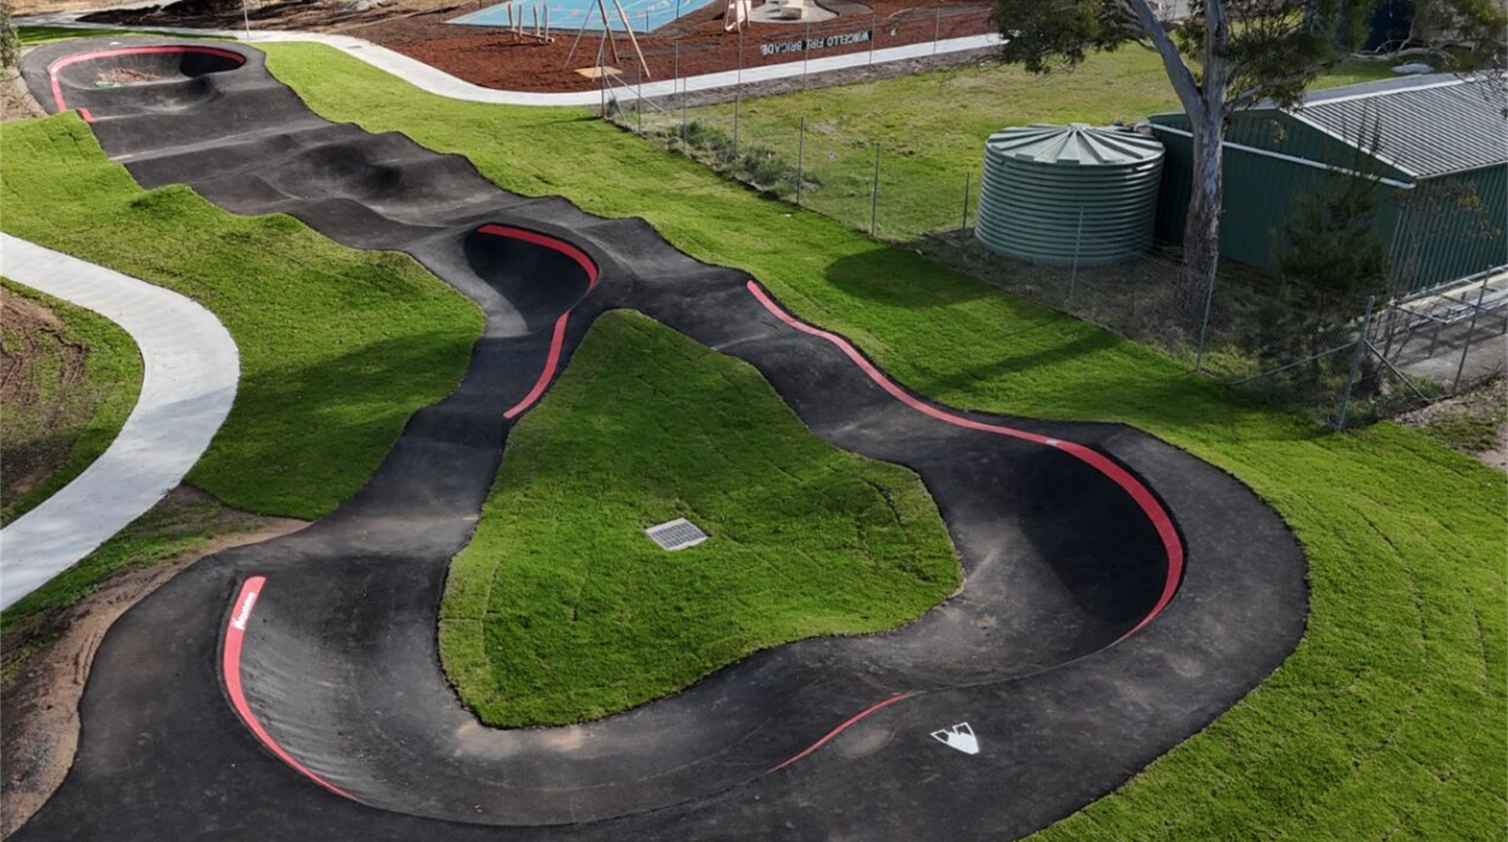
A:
[260, 43, 1508, 840]
[442, 310, 958, 726]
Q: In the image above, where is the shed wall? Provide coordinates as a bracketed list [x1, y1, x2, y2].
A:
[1151, 122, 1506, 293]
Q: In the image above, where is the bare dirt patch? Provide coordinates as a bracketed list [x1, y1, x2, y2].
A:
[0, 286, 91, 501]
[1398, 377, 1508, 472]
[96, 67, 163, 83]
[0, 486, 306, 838]
[2, 65, 46, 123]
[9, 0, 151, 16]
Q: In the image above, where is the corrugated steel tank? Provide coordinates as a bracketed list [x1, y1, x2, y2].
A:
[976, 124, 1164, 266]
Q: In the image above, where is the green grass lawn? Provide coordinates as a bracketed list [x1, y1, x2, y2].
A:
[442, 309, 957, 726]
[0, 115, 483, 521]
[0, 279, 142, 526]
[16, 26, 229, 46]
[633, 53, 1405, 239]
[262, 42, 1506, 839]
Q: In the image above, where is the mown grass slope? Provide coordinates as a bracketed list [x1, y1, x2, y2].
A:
[0, 115, 483, 520]
[442, 310, 958, 726]
[264, 43, 1506, 839]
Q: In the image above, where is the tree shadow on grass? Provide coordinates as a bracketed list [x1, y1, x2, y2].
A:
[187, 329, 479, 521]
[820, 243, 1333, 445]
[822, 245, 994, 310]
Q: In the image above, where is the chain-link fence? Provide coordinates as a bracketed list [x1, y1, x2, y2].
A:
[600, 55, 1503, 430]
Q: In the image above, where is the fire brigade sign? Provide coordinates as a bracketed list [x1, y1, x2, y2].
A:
[760, 29, 872, 57]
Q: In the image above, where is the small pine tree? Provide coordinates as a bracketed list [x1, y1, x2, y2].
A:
[1244, 131, 1391, 403]
[1273, 170, 1391, 324]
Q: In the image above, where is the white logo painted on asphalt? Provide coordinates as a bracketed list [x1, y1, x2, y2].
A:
[231, 590, 258, 631]
[931, 722, 979, 755]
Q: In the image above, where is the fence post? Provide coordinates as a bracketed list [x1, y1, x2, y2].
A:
[959, 169, 970, 235]
[1452, 281, 1489, 394]
[636, 66, 644, 133]
[734, 26, 743, 158]
[870, 143, 881, 236]
[241, 0, 251, 41]
[1192, 268, 1219, 372]
[675, 42, 686, 147]
[1066, 208, 1084, 306]
[869, 15, 877, 64]
[1336, 294, 1377, 432]
[933, 8, 940, 54]
[796, 116, 806, 204]
[802, 22, 810, 87]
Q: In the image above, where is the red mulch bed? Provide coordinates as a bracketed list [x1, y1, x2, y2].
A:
[85, 0, 992, 92]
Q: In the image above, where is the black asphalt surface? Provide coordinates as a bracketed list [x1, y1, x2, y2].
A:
[16, 39, 1307, 841]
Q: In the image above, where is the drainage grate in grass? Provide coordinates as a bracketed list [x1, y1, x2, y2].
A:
[645, 518, 709, 551]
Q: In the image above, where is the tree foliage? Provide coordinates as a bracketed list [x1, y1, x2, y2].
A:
[1, 2, 20, 72]
[1273, 171, 1390, 315]
[993, 0, 1504, 118]
[1233, 164, 1389, 399]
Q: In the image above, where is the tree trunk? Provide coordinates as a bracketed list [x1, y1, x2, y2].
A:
[1179, 0, 1230, 328]
[1179, 107, 1224, 322]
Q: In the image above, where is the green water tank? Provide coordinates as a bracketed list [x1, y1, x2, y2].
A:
[975, 123, 1164, 266]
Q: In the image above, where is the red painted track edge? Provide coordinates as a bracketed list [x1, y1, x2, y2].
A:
[750, 278, 1186, 772]
[475, 224, 601, 420]
[744, 279, 1183, 626]
[770, 693, 915, 772]
[47, 45, 247, 116]
[221, 577, 356, 800]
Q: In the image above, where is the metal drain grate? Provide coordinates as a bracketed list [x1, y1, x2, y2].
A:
[645, 518, 709, 551]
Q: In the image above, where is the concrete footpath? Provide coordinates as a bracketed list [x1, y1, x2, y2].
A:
[0, 235, 239, 610]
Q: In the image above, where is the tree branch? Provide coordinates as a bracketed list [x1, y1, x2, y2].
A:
[1123, 0, 1204, 118]
[1226, 57, 1335, 112]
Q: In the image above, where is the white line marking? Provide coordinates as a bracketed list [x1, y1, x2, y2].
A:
[930, 722, 979, 755]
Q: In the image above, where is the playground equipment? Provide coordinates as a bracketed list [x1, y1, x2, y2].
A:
[765, 0, 808, 20]
[489, 0, 555, 43]
[560, 0, 651, 77]
[726, 0, 752, 29]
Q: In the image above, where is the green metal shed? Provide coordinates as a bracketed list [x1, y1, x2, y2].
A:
[1148, 74, 1507, 294]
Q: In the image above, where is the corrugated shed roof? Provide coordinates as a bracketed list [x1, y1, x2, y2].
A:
[1293, 74, 1506, 179]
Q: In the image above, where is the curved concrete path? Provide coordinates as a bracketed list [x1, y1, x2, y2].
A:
[13, 11, 1002, 106]
[0, 235, 238, 610]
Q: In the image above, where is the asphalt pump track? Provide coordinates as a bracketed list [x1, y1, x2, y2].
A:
[17, 39, 1307, 842]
